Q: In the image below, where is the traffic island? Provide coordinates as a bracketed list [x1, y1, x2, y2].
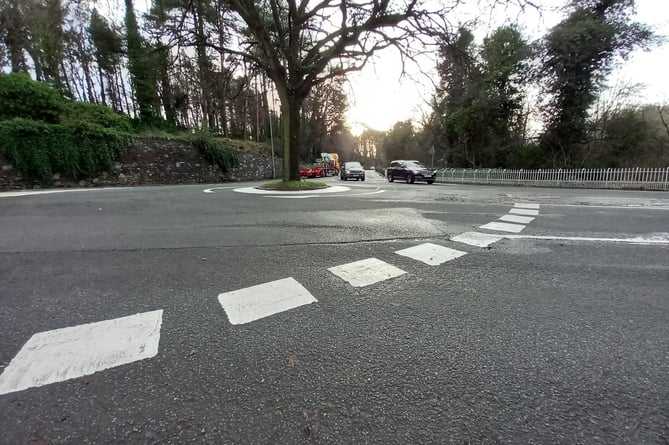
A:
[258, 180, 328, 191]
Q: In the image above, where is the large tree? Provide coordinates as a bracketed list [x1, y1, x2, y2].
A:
[430, 25, 530, 168]
[125, 0, 159, 122]
[539, 0, 653, 166]
[218, 0, 436, 181]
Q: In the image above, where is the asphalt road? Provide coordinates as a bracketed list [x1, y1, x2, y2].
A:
[1, 173, 668, 444]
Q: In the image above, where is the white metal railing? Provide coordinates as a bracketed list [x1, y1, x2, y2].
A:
[435, 167, 669, 191]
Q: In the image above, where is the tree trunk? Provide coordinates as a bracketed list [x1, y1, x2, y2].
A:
[98, 66, 107, 106]
[193, 1, 214, 129]
[277, 85, 303, 181]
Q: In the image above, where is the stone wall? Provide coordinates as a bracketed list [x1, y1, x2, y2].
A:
[0, 137, 282, 191]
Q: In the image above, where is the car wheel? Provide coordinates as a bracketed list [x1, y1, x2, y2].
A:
[407, 174, 414, 184]
[388, 174, 394, 182]
[361, 177, 365, 181]
[426, 180, 434, 184]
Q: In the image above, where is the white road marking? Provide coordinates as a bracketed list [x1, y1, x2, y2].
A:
[271, 195, 319, 199]
[234, 185, 350, 195]
[217, 277, 317, 325]
[0, 310, 163, 395]
[499, 214, 535, 224]
[328, 258, 406, 287]
[328, 189, 385, 198]
[451, 232, 505, 247]
[514, 203, 540, 209]
[203, 186, 236, 193]
[395, 243, 467, 266]
[509, 208, 540, 216]
[543, 203, 669, 210]
[504, 234, 669, 245]
[268, 189, 385, 199]
[480, 221, 526, 233]
[0, 188, 131, 198]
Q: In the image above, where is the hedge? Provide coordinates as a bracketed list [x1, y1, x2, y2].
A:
[0, 118, 132, 183]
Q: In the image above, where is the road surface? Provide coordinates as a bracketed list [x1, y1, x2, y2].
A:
[1, 173, 668, 444]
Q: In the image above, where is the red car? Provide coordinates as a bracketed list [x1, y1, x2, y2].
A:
[300, 165, 324, 178]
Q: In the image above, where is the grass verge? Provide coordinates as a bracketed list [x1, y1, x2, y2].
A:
[261, 180, 328, 191]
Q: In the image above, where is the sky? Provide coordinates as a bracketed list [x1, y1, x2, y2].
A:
[344, 0, 669, 134]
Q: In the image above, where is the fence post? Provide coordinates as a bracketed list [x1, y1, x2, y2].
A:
[665, 167, 669, 191]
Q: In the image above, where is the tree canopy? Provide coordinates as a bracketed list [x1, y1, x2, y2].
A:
[0, 0, 664, 177]
[539, 0, 654, 166]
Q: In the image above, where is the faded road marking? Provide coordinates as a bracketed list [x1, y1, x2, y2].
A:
[328, 258, 406, 287]
[0, 310, 163, 395]
[509, 208, 540, 216]
[395, 243, 467, 266]
[504, 234, 669, 245]
[452, 232, 505, 248]
[218, 277, 317, 325]
[480, 221, 526, 233]
[500, 214, 535, 224]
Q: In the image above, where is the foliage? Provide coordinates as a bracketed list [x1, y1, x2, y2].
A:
[62, 101, 132, 131]
[88, 9, 123, 73]
[428, 26, 531, 168]
[582, 106, 665, 167]
[539, 0, 654, 166]
[124, 0, 158, 123]
[189, 131, 239, 173]
[301, 79, 349, 162]
[0, 72, 64, 123]
[380, 121, 422, 164]
[0, 118, 132, 183]
[507, 143, 547, 169]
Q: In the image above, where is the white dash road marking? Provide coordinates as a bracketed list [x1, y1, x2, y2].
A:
[509, 208, 540, 216]
[499, 214, 535, 224]
[395, 243, 467, 266]
[0, 310, 163, 395]
[480, 221, 526, 233]
[328, 258, 406, 287]
[451, 232, 505, 247]
[217, 277, 317, 325]
[514, 203, 540, 209]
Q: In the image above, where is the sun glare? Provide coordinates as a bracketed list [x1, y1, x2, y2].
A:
[349, 122, 365, 137]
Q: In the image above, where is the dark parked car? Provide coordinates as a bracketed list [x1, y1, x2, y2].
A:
[340, 161, 365, 181]
[386, 160, 436, 184]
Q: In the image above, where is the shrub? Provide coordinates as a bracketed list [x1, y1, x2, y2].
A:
[509, 143, 548, 169]
[0, 73, 64, 123]
[189, 131, 239, 173]
[61, 101, 132, 132]
[0, 118, 132, 183]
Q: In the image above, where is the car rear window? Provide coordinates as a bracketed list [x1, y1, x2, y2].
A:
[406, 161, 425, 169]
